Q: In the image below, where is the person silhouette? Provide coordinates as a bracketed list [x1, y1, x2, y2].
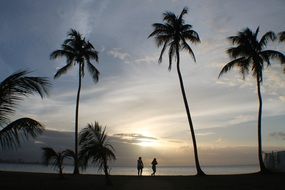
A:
[137, 157, 144, 176]
[151, 158, 158, 176]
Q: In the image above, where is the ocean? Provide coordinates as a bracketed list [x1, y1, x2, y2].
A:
[0, 163, 259, 175]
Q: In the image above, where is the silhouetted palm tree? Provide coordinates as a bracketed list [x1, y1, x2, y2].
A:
[219, 27, 285, 173]
[148, 7, 204, 175]
[42, 147, 74, 177]
[79, 122, 116, 185]
[0, 70, 49, 150]
[50, 29, 99, 174]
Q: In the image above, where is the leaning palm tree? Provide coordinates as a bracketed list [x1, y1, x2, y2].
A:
[79, 122, 116, 185]
[148, 7, 204, 175]
[42, 147, 74, 177]
[0, 70, 49, 150]
[219, 27, 285, 173]
[50, 29, 99, 174]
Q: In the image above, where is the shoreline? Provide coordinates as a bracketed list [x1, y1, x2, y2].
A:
[0, 163, 260, 176]
[0, 171, 284, 190]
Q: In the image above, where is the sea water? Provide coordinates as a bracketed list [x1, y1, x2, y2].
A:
[0, 163, 259, 175]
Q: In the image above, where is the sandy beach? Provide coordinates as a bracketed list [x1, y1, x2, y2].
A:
[0, 171, 284, 190]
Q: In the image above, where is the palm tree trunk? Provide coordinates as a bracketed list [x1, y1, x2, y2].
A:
[73, 64, 82, 175]
[175, 48, 205, 176]
[59, 165, 63, 177]
[103, 159, 111, 185]
[256, 77, 267, 173]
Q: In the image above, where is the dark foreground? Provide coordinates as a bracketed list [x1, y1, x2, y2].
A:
[0, 171, 284, 190]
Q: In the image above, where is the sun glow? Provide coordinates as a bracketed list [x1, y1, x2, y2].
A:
[137, 139, 159, 147]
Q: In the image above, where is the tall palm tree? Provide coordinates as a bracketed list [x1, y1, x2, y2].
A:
[219, 27, 285, 173]
[79, 122, 116, 185]
[50, 29, 99, 174]
[0, 70, 49, 150]
[148, 7, 204, 175]
[42, 147, 74, 177]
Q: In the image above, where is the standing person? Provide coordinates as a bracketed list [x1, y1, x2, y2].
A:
[151, 158, 158, 176]
[137, 157, 144, 176]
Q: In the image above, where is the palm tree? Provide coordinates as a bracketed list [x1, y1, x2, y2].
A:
[219, 27, 285, 173]
[42, 147, 74, 177]
[50, 29, 99, 174]
[79, 122, 116, 185]
[0, 70, 49, 150]
[148, 7, 204, 175]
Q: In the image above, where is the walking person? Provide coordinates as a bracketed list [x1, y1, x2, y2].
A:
[137, 157, 144, 176]
[151, 158, 158, 176]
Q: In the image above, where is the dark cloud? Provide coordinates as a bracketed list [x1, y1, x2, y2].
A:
[270, 132, 285, 140]
[0, 130, 159, 166]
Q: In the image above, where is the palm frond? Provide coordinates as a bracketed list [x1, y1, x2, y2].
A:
[42, 147, 58, 165]
[182, 30, 200, 44]
[168, 43, 175, 71]
[162, 11, 176, 25]
[68, 29, 82, 39]
[181, 24, 193, 31]
[154, 34, 172, 47]
[228, 27, 252, 45]
[50, 49, 72, 60]
[87, 61, 100, 83]
[260, 50, 285, 65]
[279, 31, 285, 42]
[227, 46, 249, 59]
[61, 44, 76, 53]
[254, 26, 260, 39]
[259, 31, 276, 48]
[0, 118, 44, 150]
[0, 71, 50, 125]
[158, 41, 168, 63]
[54, 62, 74, 79]
[85, 50, 99, 63]
[181, 39, 196, 62]
[218, 57, 247, 78]
[62, 149, 76, 160]
[148, 23, 168, 38]
[79, 124, 92, 145]
[178, 7, 188, 21]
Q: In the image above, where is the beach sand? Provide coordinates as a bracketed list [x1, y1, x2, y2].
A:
[0, 171, 284, 190]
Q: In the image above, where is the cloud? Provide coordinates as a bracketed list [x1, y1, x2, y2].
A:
[270, 132, 285, 140]
[228, 114, 256, 126]
[279, 96, 285, 102]
[108, 48, 131, 62]
[196, 132, 215, 136]
[114, 133, 157, 140]
[133, 54, 158, 65]
[113, 133, 158, 145]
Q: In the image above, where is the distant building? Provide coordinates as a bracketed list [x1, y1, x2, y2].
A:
[264, 151, 285, 172]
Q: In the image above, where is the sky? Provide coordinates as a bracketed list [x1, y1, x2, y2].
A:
[0, 0, 285, 168]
